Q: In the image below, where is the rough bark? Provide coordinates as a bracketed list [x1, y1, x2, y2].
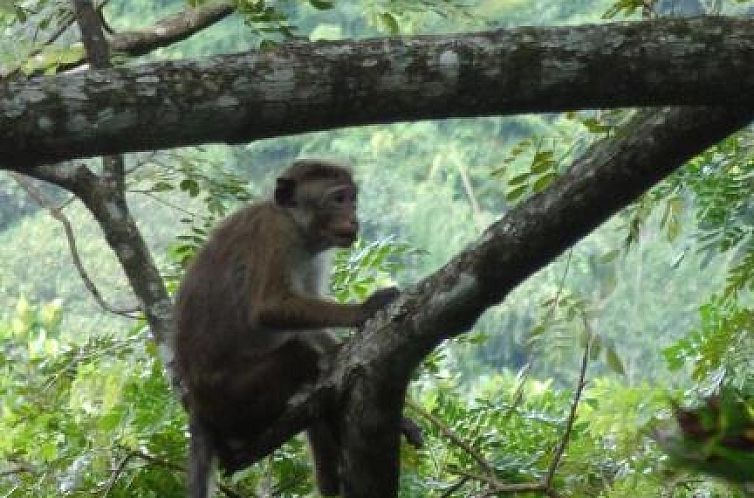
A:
[334, 107, 754, 497]
[215, 105, 754, 497]
[3, 17, 754, 169]
[109, 1, 234, 56]
[11, 1, 235, 78]
[4, 11, 754, 497]
[57, 166, 173, 346]
[67, 0, 177, 381]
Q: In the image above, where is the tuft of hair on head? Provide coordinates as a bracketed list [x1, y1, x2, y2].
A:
[280, 159, 354, 184]
[274, 159, 355, 207]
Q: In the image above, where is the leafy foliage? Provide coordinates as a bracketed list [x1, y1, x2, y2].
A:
[656, 389, 754, 486]
[663, 297, 753, 391]
[2, 0, 754, 496]
[0, 298, 186, 497]
[331, 237, 423, 302]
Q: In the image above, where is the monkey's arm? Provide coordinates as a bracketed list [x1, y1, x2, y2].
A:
[255, 294, 366, 329]
[248, 216, 400, 329]
[253, 286, 399, 330]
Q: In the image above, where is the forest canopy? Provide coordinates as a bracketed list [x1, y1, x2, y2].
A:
[0, 0, 753, 497]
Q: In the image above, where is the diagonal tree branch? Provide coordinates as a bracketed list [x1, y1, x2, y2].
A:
[8, 1, 234, 78]
[334, 108, 754, 498]
[214, 104, 753, 497]
[109, 1, 234, 56]
[3, 9, 753, 496]
[69, 0, 175, 384]
[3, 17, 754, 170]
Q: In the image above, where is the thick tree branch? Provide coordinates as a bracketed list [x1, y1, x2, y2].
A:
[333, 107, 754, 497]
[215, 105, 753, 497]
[3, 17, 754, 169]
[5, 10, 753, 496]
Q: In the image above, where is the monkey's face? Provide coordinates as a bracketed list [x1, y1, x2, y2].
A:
[313, 183, 360, 248]
[277, 177, 360, 250]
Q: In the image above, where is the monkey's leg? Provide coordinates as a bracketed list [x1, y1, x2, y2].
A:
[400, 416, 424, 448]
[188, 417, 215, 498]
[307, 420, 341, 497]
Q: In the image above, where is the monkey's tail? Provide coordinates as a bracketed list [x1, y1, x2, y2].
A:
[188, 416, 216, 498]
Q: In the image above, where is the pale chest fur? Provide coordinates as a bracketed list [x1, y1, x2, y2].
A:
[290, 251, 331, 296]
[259, 251, 337, 356]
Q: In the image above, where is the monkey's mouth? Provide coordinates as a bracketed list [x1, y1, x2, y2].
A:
[332, 231, 358, 247]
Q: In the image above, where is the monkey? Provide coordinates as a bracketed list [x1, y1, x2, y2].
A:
[174, 159, 420, 497]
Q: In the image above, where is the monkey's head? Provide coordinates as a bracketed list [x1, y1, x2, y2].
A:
[274, 160, 360, 250]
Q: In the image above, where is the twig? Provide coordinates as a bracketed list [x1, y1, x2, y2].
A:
[455, 158, 484, 232]
[546, 249, 573, 323]
[11, 173, 140, 318]
[101, 452, 136, 497]
[109, 1, 235, 56]
[450, 468, 546, 497]
[101, 450, 245, 498]
[131, 190, 198, 217]
[544, 333, 591, 486]
[3, 0, 112, 80]
[439, 476, 470, 498]
[0, 464, 35, 477]
[124, 150, 160, 175]
[405, 399, 498, 479]
[476, 335, 589, 497]
[508, 249, 573, 416]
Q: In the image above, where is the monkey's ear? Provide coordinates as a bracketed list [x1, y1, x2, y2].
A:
[274, 178, 297, 207]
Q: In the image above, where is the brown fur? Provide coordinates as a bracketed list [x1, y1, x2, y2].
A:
[174, 160, 399, 497]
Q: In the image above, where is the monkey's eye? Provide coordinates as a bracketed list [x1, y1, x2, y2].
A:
[329, 190, 355, 206]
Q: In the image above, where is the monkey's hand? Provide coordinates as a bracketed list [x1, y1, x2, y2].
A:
[361, 287, 401, 319]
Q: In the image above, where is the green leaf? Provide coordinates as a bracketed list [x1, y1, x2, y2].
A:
[581, 117, 612, 134]
[508, 172, 530, 186]
[57, 44, 85, 65]
[309, 0, 334, 9]
[39, 441, 58, 462]
[379, 12, 400, 35]
[532, 172, 558, 193]
[579, 326, 591, 347]
[530, 151, 554, 174]
[598, 249, 620, 263]
[180, 178, 200, 197]
[98, 412, 122, 431]
[151, 181, 174, 192]
[605, 345, 625, 375]
[14, 5, 26, 22]
[529, 324, 546, 337]
[590, 334, 602, 360]
[260, 39, 278, 51]
[506, 184, 529, 202]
